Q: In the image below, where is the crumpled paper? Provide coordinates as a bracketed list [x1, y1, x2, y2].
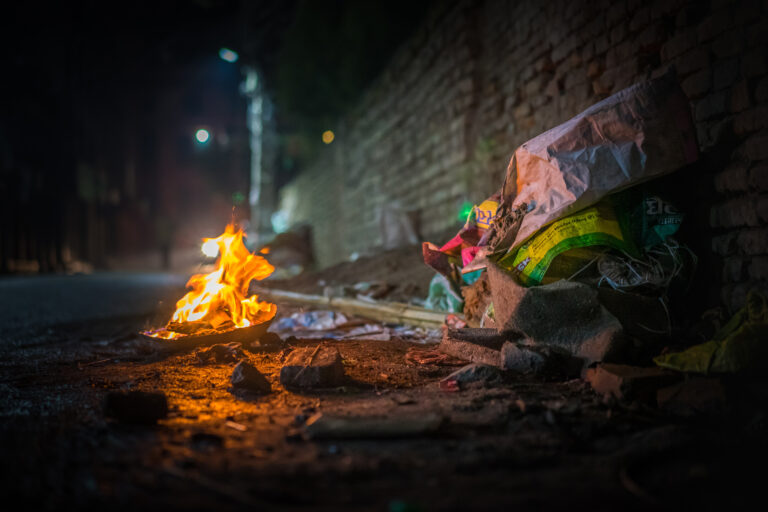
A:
[501, 71, 699, 253]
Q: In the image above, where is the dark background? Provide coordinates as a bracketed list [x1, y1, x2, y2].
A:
[0, 0, 428, 273]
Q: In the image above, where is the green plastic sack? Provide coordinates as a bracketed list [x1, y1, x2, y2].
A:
[654, 291, 768, 374]
[497, 197, 635, 286]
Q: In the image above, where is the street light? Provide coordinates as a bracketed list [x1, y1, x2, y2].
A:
[219, 48, 239, 63]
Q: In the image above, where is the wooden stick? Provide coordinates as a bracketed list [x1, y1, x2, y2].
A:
[255, 288, 450, 329]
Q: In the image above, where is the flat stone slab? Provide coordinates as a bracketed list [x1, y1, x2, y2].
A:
[280, 345, 345, 388]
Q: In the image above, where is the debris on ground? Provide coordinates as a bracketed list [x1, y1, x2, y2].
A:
[196, 342, 244, 363]
[279, 344, 345, 388]
[440, 327, 513, 367]
[404, 346, 467, 366]
[103, 390, 169, 425]
[585, 363, 681, 403]
[303, 412, 443, 439]
[230, 361, 272, 394]
[500, 342, 582, 377]
[654, 291, 768, 374]
[656, 377, 727, 416]
[246, 332, 285, 352]
[439, 363, 502, 392]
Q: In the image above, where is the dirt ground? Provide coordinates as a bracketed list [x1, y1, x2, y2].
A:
[264, 244, 435, 303]
[2, 289, 767, 511]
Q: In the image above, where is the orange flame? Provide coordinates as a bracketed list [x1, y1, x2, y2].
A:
[149, 224, 276, 339]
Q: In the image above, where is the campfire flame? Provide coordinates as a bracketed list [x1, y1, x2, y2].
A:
[147, 224, 276, 339]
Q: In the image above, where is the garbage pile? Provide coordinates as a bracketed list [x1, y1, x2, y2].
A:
[421, 71, 764, 382]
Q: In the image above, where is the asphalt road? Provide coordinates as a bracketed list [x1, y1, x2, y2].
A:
[0, 272, 187, 340]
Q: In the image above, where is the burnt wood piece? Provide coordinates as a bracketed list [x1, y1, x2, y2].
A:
[280, 345, 345, 388]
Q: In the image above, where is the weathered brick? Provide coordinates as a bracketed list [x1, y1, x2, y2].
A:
[698, 11, 734, 43]
[629, 6, 650, 32]
[661, 31, 696, 61]
[734, 105, 768, 135]
[731, 80, 751, 112]
[682, 69, 711, 98]
[712, 29, 745, 59]
[723, 256, 746, 282]
[738, 228, 768, 255]
[675, 46, 710, 76]
[741, 50, 768, 78]
[711, 199, 759, 228]
[712, 59, 740, 91]
[744, 132, 768, 161]
[749, 257, 768, 279]
[695, 91, 728, 121]
[757, 195, 768, 223]
[750, 163, 768, 190]
[714, 162, 749, 193]
[712, 231, 738, 256]
[756, 77, 768, 104]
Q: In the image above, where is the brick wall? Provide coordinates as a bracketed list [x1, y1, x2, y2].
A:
[278, 0, 768, 311]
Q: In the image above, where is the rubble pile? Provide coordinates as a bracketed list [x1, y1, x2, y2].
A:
[420, 73, 768, 404]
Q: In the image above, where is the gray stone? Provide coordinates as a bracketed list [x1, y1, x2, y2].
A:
[280, 345, 345, 388]
[488, 262, 625, 366]
[501, 341, 584, 377]
[231, 361, 272, 393]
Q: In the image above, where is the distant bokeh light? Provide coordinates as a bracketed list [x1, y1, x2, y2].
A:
[218, 48, 239, 63]
[201, 239, 219, 258]
[195, 129, 211, 144]
[322, 130, 335, 144]
[458, 201, 474, 222]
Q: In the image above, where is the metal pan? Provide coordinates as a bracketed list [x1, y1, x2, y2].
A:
[140, 319, 273, 352]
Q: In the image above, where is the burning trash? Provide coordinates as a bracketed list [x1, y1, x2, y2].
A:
[142, 224, 277, 343]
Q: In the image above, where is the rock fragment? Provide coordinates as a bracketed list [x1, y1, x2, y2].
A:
[279, 345, 345, 388]
[230, 361, 272, 393]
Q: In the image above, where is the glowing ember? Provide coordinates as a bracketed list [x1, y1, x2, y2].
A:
[146, 224, 276, 340]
